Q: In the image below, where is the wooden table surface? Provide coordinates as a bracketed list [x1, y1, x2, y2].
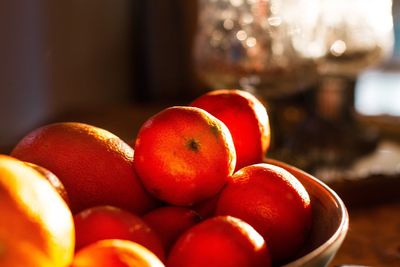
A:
[330, 202, 400, 267]
[5, 103, 400, 267]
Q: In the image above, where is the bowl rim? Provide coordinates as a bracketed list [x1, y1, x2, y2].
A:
[264, 158, 349, 267]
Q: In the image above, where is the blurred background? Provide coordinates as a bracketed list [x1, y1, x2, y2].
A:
[0, 1, 200, 151]
[0, 0, 399, 158]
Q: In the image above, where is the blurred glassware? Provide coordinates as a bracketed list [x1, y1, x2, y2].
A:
[193, 0, 320, 98]
[315, 0, 394, 78]
[193, 0, 395, 177]
[276, 0, 395, 174]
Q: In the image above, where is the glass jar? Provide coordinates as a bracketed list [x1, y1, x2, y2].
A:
[193, 0, 320, 98]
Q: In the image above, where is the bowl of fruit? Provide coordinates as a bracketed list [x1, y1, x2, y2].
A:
[267, 158, 348, 267]
[1, 89, 348, 267]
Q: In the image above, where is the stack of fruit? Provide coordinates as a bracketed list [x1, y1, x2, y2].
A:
[0, 89, 312, 267]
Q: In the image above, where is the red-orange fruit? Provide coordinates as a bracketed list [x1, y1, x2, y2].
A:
[0, 155, 75, 267]
[192, 192, 220, 219]
[191, 89, 270, 170]
[134, 106, 236, 206]
[216, 163, 312, 263]
[143, 206, 202, 252]
[166, 215, 272, 267]
[11, 122, 159, 214]
[71, 239, 165, 267]
[74, 206, 165, 261]
[24, 162, 70, 206]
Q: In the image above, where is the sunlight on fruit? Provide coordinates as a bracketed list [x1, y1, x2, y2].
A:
[88, 127, 118, 141]
[0, 155, 74, 267]
[268, 164, 311, 206]
[36, 181, 73, 236]
[6, 161, 72, 234]
[72, 239, 165, 267]
[227, 216, 265, 250]
[110, 240, 164, 266]
[252, 101, 269, 129]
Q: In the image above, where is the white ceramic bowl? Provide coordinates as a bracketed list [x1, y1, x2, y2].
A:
[265, 159, 349, 267]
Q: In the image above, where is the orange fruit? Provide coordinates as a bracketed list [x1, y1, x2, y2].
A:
[24, 162, 70, 206]
[143, 206, 202, 252]
[166, 215, 271, 267]
[134, 106, 236, 206]
[11, 122, 159, 214]
[74, 205, 165, 261]
[191, 89, 270, 170]
[216, 163, 312, 263]
[71, 239, 165, 267]
[192, 192, 220, 219]
[0, 155, 75, 267]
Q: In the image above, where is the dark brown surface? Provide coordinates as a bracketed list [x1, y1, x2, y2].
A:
[323, 151, 400, 266]
[329, 176, 400, 209]
[330, 202, 400, 267]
